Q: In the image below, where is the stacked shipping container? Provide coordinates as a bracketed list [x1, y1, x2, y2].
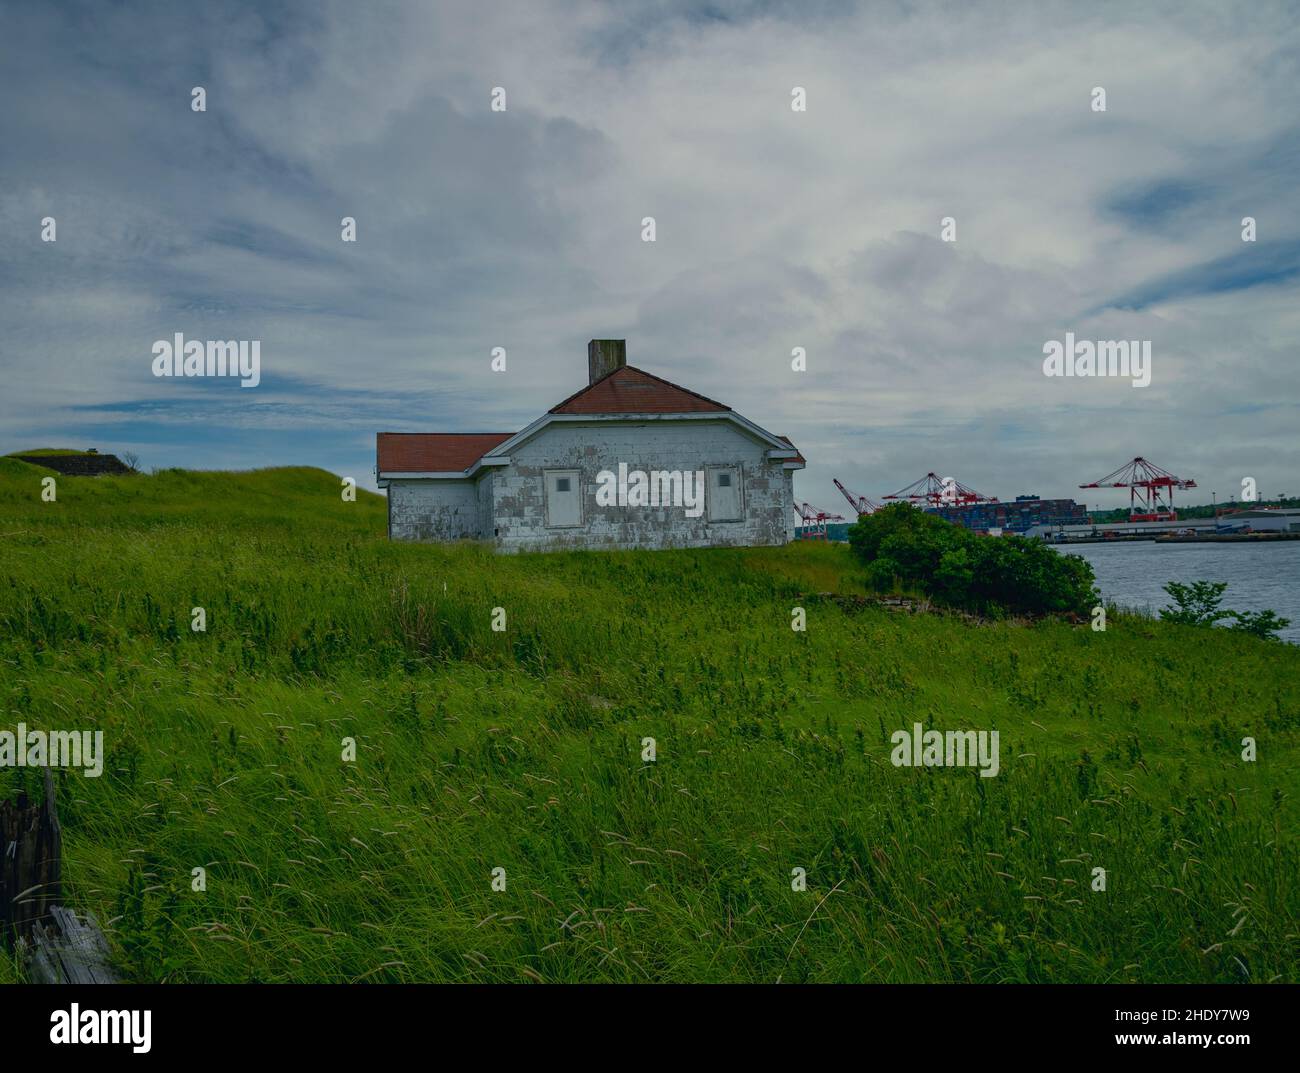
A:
[930, 494, 1088, 533]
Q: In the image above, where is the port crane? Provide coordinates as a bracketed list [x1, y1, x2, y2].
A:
[793, 500, 845, 540]
[1079, 456, 1196, 522]
[883, 472, 997, 508]
[832, 478, 881, 516]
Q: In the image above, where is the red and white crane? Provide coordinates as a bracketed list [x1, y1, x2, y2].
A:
[832, 478, 881, 516]
[883, 472, 997, 508]
[793, 500, 845, 540]
[1079, 456, 1196, 522]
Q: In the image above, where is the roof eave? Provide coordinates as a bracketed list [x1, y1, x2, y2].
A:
[377, 470, 476, 481]
[379, 411, 802, 478]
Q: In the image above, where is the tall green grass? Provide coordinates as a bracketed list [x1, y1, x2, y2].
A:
[1, 459, 1297, 982]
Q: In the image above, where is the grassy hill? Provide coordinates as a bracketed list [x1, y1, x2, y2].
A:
[5, 448, 97, 457]
[1, 459, 1297, 983]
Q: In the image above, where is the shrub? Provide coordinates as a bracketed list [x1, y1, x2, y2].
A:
[1158, 581, 1232, 627]
[1160, 580, 1291, 641]
[847, 503, 1097, 617]
[1227, 608, 1291, 641]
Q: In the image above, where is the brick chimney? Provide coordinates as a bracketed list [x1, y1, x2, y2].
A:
[587, 339, 626, 385]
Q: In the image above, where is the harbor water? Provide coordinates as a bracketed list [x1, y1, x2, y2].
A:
[1052, 540, 1300, 644]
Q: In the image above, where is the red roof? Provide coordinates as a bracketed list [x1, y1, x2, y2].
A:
[377, 432, 513, 473]
[549, 365, 730, 415]
[377, 366, 777, 476]
[777, 435, 805, 465]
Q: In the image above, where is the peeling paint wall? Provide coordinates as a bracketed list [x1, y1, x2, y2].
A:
[488, 420, 794, 552]
[476, 471, 495, 539]
[388, 478, 480, 541]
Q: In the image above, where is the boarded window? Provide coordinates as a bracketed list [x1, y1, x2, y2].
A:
[708, 466, 742, 522]
[545, 469, 581, 528]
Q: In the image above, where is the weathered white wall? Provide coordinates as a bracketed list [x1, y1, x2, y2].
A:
[476, 471, 495, 538]
[487, 419, 794, 552]
[388, 478, 480, 541]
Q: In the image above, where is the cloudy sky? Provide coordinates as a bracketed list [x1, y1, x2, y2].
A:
[2, 0, 1297, 507]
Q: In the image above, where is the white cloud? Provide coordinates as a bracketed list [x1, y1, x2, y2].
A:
[0, 0, 1296, 501]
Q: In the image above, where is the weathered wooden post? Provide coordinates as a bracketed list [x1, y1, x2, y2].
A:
[1, 769, 119, 982]
[1, 769, 62, 939]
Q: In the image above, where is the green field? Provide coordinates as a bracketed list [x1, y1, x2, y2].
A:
[1, 458, 1297, 983]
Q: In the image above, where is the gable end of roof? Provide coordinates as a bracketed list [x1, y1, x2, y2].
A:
[549, 365, 731, 415]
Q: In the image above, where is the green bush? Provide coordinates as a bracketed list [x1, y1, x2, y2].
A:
[847, 502, 1097, 616]
[1229, 608, 1292, 641]
[1160, 580, 1291, 641]
[1159, 580, 1232, 627]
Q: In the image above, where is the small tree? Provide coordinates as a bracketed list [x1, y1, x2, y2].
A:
[1160, 580, 1290, 641]
[1158, 581, 1230, 627]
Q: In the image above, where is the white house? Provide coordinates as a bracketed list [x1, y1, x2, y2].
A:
[377, 339, 805, 551]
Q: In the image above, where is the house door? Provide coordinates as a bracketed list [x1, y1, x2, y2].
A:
[545, 469, 581, 528]
[708, 466, 742, 521]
